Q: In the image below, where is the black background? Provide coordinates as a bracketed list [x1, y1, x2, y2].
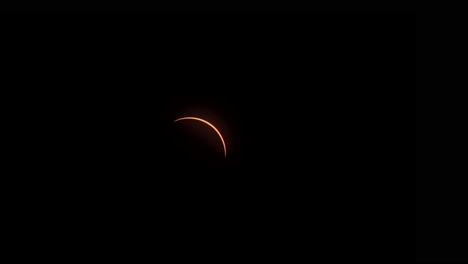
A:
[4, 15, 422, 260]
[416, 14, 468, 262]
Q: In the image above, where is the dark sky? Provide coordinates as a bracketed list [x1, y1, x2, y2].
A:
[5, 15, 435, 260]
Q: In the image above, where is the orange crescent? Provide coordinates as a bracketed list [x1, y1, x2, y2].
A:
[173, 117, 227, 158]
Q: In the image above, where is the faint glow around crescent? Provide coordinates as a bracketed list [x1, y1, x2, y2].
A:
[173, 117, 227, 158]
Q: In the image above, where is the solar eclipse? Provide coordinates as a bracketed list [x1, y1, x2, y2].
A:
[173, 117, 227, 158]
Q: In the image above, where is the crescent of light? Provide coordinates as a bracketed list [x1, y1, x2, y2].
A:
[173, 117, 227, 158]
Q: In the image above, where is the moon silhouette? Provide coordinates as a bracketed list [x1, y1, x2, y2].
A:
[173, 117, 227, 158]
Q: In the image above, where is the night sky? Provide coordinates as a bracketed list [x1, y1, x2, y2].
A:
[5, 15, 434, 260]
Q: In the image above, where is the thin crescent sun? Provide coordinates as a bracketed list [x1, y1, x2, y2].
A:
[173, 117, 227, 158]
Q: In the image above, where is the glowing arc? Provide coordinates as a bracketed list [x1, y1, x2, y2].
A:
[173, 117, 227, 158]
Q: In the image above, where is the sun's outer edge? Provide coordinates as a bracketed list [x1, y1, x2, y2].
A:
[173, 117, 227, 158]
